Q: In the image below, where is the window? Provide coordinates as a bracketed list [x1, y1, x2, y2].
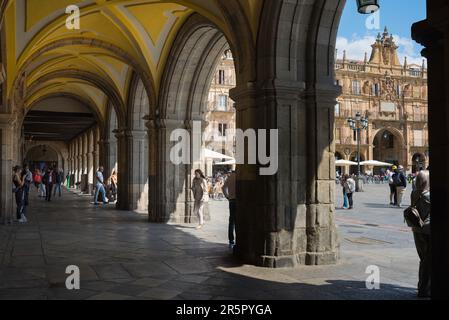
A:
[218, 95, 228, 110]
[335, 103, 340, 117]
[373, 83, 380, 96]
[352, 81, 361, 95]
[397, 84, 402, 97]
[414, 130, 424, 147]
[218, 70, 225, 85]
[219, 123, 228, 137]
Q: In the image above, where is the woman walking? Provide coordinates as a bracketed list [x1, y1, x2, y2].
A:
[191, 169, 209, 229]
[12, 166, 26, 223]
[343, 174, 356, 210]
[341, 175, 349, 209]
[410, 170, 431, 298]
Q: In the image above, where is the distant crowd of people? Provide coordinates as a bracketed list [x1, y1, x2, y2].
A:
[10, 165, 65, 224]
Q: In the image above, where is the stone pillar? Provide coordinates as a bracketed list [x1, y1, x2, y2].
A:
[94, 127, 100, 172]
[114, 129, 129, 210]
[98, 139, 110, 175]
[413, 7, 449, 299]
[87, 130, 94, 194]
[0, 118, 14, 224]
[230, 81, 340, 268]
[127, 129, 148, 212]
[146, 118, 210, 223]
[74, 138, 79, 185]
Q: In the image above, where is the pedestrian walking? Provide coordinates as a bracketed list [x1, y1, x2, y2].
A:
[344, 174, 356, 210]
[53, 168, 63, 198]
[223, 171, 236, 248]
[387, 167, 397, 206]
[38, 168, 46, 198]
[12, 166, 26, 223]
[395, 165, 407, 208]
[109, 169, 118, 203]
[44, 167, 56, 202]
[341, 175, 349, 209]
[191, 169, 209, 229]
[21, 164, 33, 220]
[94, 166, 109, 205]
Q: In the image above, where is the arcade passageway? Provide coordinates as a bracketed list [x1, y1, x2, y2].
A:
[0, 0, 449, 299]
[0, 188, 419, 300]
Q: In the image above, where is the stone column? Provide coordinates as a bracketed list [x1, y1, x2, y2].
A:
[74, 138, 79, 185]
[0, 117, 14, 224]
[413, 8, 449, 299]
[230, 81, 340, 268]
[94, 127, 100, 172]
[114, 129, 129, 210]
[87, 130, 94, 194]
[98, 139, 110, 175]
[127, 129, 148, 212]
[147, 118, 210, 223]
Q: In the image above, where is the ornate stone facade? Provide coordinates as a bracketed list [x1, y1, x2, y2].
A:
[204, 49, 236, 175]
[335, 28, 428, 174]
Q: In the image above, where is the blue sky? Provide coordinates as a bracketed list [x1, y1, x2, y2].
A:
[337, 0, 427, 65]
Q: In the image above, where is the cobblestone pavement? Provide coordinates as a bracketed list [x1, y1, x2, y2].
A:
[0, 184, 421, 300]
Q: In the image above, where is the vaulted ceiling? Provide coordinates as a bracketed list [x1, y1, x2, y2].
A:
[0, 0, 262, 130]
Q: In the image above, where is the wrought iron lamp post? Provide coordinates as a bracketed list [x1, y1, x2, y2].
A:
[347, 112, 369, 192]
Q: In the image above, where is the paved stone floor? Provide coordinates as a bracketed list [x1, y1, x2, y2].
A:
[0, 184, 421, 300]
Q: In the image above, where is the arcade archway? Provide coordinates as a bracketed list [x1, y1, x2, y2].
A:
[373, 129, 405, 166]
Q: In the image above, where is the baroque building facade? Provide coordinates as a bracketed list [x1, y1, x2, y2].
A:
[205, 28, 429, 175]
[204, 49, 237, 175]
[335, 28, 428, 174]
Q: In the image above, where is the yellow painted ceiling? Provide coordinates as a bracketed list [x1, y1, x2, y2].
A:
[1, 0, 263, 121]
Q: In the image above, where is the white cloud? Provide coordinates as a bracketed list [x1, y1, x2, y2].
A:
[336, 34, 426, 66]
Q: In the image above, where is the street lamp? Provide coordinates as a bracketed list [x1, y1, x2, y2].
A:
[356, 0, 380, 14]
[347, 112, 369, 192]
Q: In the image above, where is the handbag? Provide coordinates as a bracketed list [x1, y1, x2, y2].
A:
[403, 194, 425, 228]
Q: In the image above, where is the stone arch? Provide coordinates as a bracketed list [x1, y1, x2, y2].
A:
[151, 14, 233, 222]
[230, 0, 345, 267]
[27, 69, 126, 126]
[125, 72, 150, 212]
[10, 37, 156, 116]
[24, 143, 66, 172]
[372, 127, 406, 166]
[23, 93, 105, 135]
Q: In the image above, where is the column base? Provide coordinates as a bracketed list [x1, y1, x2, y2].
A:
[248, 250, 339, 268]
[149, 201, 211, 223]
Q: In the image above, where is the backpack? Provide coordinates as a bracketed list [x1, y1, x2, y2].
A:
[392, 173, 401, 186]
[34, 174, 42, 184]
[404, 194, 425, 228]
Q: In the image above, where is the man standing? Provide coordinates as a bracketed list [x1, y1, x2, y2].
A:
[21, 164, 33, 222]
[44, 167, 56, 202]
[223, 171, 236, 249]
[94, 166, 109, 205]
[344, 174, 356, 210]
[53, 168, 63, 198]
[395, 165, 407, 208]
[388, 166, 398, 206]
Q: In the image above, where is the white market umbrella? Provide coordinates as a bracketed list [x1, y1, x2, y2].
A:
[215, 159, 236, 165]
[203, 149, 234, 160]
[360, 160, 394, 167]
[335, 159, 357, 166]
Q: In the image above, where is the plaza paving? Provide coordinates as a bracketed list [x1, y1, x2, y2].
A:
[0, 184, 421, 300]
